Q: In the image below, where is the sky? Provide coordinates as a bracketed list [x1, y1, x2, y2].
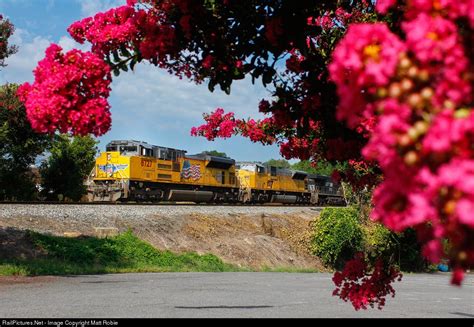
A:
[0, 0, 286, 162]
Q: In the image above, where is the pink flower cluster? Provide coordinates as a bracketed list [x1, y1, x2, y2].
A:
[190, 108, 237, 141]
[17, 44, 112, 136]
[238, 118, 276, 144]
[377, 0, 474, 28]
[68, 6, 139, 56]
[333, 253, 403, 310]
[329, 23, 406, 128]
[330, 0, 474, 287]
[68, 5, 177, 60]
[280, 137, 318, 161]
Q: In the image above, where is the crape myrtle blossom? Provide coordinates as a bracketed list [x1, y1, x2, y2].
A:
[329, 0, 474, 303]
[328, 23, 406, 129]
[190, 108, 237, 141]
[333, 253, 403, 311]
[376, 0, 474, 28]
[17, 44, 112, 136]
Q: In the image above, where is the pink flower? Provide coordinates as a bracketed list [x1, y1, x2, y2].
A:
[17, 44, 112, 136]
[68, 5, 139, 56]
[329, 23, 406, 128]
[451, 268, 464, 286]
[191, 108, 237, 141]
[371, 180, 437, 232]
[333, 254, 402, 310]
[403, 14, 457, 64]
[422, 110, 474, 157]
[375, 0, 397, 14]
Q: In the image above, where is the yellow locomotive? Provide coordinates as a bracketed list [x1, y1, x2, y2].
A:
[86, 140, 345, 205]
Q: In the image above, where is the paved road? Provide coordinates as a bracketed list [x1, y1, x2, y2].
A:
[0, 273, 472, 318]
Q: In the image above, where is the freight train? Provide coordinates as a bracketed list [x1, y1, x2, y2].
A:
[86, 140, 346, 205]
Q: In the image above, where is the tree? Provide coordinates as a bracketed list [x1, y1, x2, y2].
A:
[12, 0, 474, 309]
[263, 159, 290, 169]
[291, 160, 340, 176]
[40, 135, 98, 201]
[0, 15, 17, 69]
[201, 150, 228, 158]
[0, 84, 52, 200]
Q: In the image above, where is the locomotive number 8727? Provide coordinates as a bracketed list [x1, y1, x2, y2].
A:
[86, 140, 346, 206]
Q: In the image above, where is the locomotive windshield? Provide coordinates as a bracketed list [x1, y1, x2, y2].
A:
[119, 146, 138, 154]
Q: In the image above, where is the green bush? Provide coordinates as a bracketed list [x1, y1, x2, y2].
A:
[311, 207, 363, 268]
[311, 208, 432, 272]
[362, 222, 397, 262]
[395, 228, 428, 272]
[362, 224, 429, 272]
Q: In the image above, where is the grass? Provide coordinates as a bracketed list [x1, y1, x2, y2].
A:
[0, 230, 238, 276]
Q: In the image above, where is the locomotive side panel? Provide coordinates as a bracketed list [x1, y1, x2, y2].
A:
[94, 151, 131, 180]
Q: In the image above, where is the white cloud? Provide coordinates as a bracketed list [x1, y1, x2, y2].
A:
[99, 63, 281, 160]
[58, 35, 90, 52]
[0, 28, 50, 84]
[111, 64, 271, 122]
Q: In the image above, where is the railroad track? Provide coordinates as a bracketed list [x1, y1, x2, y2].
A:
[0, 201, 327, 207]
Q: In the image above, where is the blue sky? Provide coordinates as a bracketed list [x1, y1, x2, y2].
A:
[0, 0, 285, 162]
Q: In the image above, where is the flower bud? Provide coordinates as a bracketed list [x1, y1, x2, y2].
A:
[401, 78, 414, 92]
[444, 100, 455, 110]
[443, 200, 456, 215]
[413, 120, 429, 135]
[408, 93, 423, 109]
[399, 56, 411, 70]
[407, 127, 419, 140]
[389, 83, 402, 98]
[398, 134, 413, 147]
[418, 69, 430, 82]
[420, 87, 434, 100]
[407, 66, 419, 78]
[376, 87, 388, 99]
[404, 151, 418, 166]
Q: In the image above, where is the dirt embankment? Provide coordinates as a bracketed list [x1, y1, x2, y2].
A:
[0, 205, 325, 271]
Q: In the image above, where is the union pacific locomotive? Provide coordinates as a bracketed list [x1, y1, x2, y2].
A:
[86, 140, 346, 205]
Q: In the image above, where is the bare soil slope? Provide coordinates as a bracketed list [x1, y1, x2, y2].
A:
[0, 205, 325, 270]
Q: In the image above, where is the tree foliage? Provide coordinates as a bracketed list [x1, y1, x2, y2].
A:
[201, 150, 228, 158]
[0, 15, 17, 69]
[40, 135, 98, 201]
[0, 84, 51, 200]
[263, 158, 290, 169]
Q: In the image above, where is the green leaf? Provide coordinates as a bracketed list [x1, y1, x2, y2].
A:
[120, 45, 131, 58]
[208, 80, 216, 93]
[120, 64, 128, 72]
[112, 51, 120, 63]
[130, 58, 137, 71]
[262, 67, 275, 85]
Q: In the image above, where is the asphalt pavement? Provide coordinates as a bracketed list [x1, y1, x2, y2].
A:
[0, 272, 472, 318]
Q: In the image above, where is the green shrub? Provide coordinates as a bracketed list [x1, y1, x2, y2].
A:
[311, 207, 363, 268]
[362, 224, 429, 272]
[362, 222, 397, 262]
[395, 228, 428, 272]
